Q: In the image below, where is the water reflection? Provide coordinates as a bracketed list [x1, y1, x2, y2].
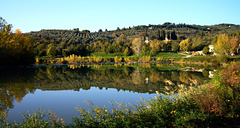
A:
[0, 64, 213, 122]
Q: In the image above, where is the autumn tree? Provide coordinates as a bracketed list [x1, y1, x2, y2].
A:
[213, 34, 229, 56]
[119, 34, 126, 40]
[103, 41, 113, 53]
[112, 33, 117, 38]
[228, 36, 239, 54]
[179, 38, 191, 51]
[0, 18, 35, 65]
[150, 39, 161, 54]
[132, 38, 143, 56]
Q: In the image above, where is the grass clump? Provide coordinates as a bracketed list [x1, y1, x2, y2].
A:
[1, 108, 65, 128]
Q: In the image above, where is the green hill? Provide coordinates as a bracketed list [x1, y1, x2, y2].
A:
[25, 22, 240, 57]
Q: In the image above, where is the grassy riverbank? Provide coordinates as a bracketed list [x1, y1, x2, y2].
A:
[1, 63, 239, 127]
[36, 52, 240, 67]
[35, 52, 185, 64]
[173, 55, 240, 66]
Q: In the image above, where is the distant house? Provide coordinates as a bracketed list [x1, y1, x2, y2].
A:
[145, 37, 149, 44]
[209, 45, 214, 52]
[209, 71, 214, 78]
[192, 51, 204, 56]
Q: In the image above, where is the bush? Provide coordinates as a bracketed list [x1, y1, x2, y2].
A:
[156, 57, 163, 61]
[138, 56, 151, 62]
[62, 60, 68, 64]
[217, 55, 229, 63]
[103, 58, 114, 63]
[114, 56, 122, 62]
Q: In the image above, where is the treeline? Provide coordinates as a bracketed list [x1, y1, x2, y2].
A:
[0, 17, 35, 65]
[26, 22, 240, 58]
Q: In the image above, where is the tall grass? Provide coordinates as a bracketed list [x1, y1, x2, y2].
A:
[0, 108, 65, 128]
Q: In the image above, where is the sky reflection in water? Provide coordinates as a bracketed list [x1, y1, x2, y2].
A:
[7, 87, 158, 123]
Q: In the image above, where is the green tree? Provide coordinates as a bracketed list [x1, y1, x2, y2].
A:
[124, 47, 131, 56]
[160, 30, 166, 40]
[98, 29, 102, 33]
[47, 44, 56, 58]
[170, 31, 177, 40]
[171, 41, 179, 52]
[155, 30, 161, 40]
[141, 43, 149, 53]
[202, 46, 209, 55]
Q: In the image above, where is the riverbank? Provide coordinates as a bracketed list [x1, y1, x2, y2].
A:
[35, 53, 240, 68]
[173, 55, 240, 67]
[35, 52, 184, 64]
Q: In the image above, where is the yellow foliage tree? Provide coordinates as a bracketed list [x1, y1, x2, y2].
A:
[228, 36, 239, 54]
[179, 38, 191, 51]
[213, 34, 229, 55]
[119, 34, 126, 40]
[150, 39, 161, 54]
[132, 38, 143, 56]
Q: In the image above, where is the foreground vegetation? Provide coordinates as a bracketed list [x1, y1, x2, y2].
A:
[1, 63, 239, 127]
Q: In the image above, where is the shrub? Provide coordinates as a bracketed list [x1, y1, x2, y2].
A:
[220, 62, 240, 87]
[156, 57, 163, 61]
[114, 56, 122, 62]
[217, 55, 229, 63]
[203, 60, 208, 64]
[62, 60, 68, 64]
[124, 57, 133, 62]
[139, 56, 151, 62]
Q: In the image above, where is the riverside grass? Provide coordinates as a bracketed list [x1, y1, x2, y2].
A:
[1, 63, 239, 127]
[35, 52, 184, 64]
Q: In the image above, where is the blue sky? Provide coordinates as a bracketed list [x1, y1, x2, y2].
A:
[1, 0, 239, 33]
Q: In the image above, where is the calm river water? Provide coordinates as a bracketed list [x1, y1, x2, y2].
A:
[0, 63, 214, 123]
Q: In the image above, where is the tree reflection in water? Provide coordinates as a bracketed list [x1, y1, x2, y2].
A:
[0, 64, 212, 118]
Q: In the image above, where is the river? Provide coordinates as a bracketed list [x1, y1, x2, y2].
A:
[0, 63, 215, 123]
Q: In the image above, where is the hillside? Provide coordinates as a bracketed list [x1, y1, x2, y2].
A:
[25, 22, 240, 57]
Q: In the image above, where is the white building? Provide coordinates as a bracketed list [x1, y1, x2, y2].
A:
[145, 37, 149, 44]
[209, 45, 214, 53]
